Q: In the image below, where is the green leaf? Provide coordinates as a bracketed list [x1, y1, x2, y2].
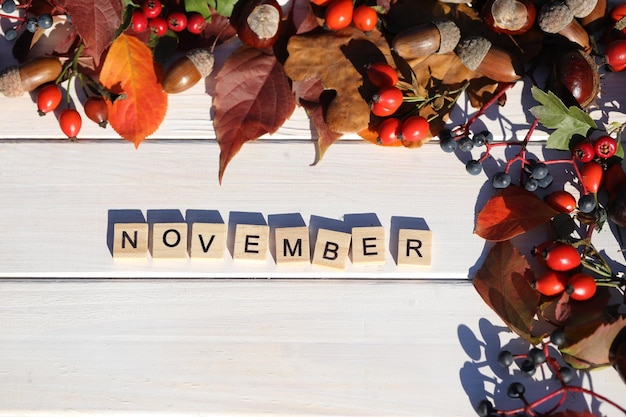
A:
[207, 0, 237, 17]
[184, 0, 211, 19]
[544, 128, 572, 150]
[567, 105, 596, 127]
[529, 86, 597, 151]
[609, 122, 626, 160]
[531, 86, 568, 114]
[528, 104, 565, 128]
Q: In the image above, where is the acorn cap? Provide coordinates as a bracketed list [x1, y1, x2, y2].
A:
[564, 0, 598, 18]
[538, 1, 574, 33]
[433, 20, 461, 54]
[455, 36, 492, 71]
[0, 65, 25, 98]
[186, 49, 215, 78]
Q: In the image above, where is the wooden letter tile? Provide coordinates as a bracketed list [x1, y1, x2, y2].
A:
[351, 226, 385, 264]
[189, 222, 227, 259]
[312, 229, 351, 269]
[397, 229, 432, 266]
[234, 224, 270, 261]
[150, 222, 188, 259]
[275, 226, 310, 265]
[113, 223, 148, 259]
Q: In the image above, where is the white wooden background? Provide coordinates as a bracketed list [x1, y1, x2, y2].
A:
[2, 3, 626, 415]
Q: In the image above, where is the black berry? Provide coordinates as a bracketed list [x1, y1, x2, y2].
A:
[550, 328, 566, 347]
[528, 347, 546, 365]
[458, 136, 474, 152]
[492, 172, 511, 189]
[507, 382, 526, 398]
[466, 160, 483, 175]
[497, 350, 514, 367]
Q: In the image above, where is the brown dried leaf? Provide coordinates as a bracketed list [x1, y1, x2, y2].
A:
[284, 26, 393, 134]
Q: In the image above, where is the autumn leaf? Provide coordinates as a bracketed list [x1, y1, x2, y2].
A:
[289, 0, 319, 35]
[551, 411, 599, 417]
[561, 316, 626, 370]
[64, 0, 122, 67]
[475, 186, 558, 241]
[284, 26, 393, 134]
[293, 78, 343, 162]
[100, 34, 168, 146]
[473, 240, 541, 343]
[213, 46, 295, 183]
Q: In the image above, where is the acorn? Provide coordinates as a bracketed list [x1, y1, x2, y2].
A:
[392, 20, 461, 61]
[454, 36, 522, 82]
[0, 57, 62, 98]
[482, 0, 536, 36]
[565, 0, 607, 32]
[232, 0, 282, 49]
[538, 1, 591, 53]
[162, 49, 215, 94]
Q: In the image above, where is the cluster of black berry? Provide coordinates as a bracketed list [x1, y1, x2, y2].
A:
[440, 129, 494, 176]
[521, 159, 553, 192]
[1, 0, 53, 41]
[475, 329, 597, 417]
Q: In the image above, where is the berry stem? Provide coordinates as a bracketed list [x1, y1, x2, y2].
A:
[461, 82, 515, 135]
[0, 12, 25, 20]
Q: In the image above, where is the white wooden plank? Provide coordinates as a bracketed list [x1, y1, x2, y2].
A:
[3, 140, 624, 278]
[0, 280, 624, 416]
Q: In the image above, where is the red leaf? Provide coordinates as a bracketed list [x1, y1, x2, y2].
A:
[475, 186, 558, 241]
[561, 316, 626, 370]
[289, 0, 319, 34]
[551, 411, 598, 417]
[100, 34, 168, 146]
[473, 240, 541, 343]
[214, 46, 295, 183]
[64, 0, 122, 67]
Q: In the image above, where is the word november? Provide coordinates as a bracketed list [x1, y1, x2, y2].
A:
[112, 215, 431, 268]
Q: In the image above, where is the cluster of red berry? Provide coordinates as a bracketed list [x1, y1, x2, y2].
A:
[602, 4, 626, 72]
[130, 0, 206, 37]
[572, 135, 619, 161]
[531, 241, 596, 301]
[35, 82, 108, 140]
[365, 62, 431, 146]
[310, 0, 378, 32]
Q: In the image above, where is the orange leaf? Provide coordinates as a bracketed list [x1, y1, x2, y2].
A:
[475, 186, 558, 241]
[100, 34, 168, 147]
